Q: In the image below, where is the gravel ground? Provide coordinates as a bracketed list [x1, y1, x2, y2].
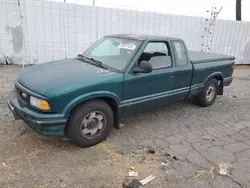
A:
[0, 65, 250, 188]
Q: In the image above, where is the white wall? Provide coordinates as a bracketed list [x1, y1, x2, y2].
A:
[0, 0, 24, 64]
[0, 0, 250, 64]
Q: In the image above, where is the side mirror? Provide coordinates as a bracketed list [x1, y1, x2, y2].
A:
[132, 61, 152, 73]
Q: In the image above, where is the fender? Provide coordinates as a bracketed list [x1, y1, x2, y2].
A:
[204, 72, 224, 83]
[190, 72, 224, 96]
[62, 91, 121, 114]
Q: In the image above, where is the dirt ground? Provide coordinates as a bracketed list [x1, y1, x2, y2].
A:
[1, 65, 250, 188]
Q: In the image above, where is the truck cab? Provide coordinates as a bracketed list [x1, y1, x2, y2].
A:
[122, 36, 193, 106]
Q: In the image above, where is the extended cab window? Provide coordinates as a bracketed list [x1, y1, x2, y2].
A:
[144, 42, 168, 54]
[139, 42, 172, 69]
[172, 41, 188, 66]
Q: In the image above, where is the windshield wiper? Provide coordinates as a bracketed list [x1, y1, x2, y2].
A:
[77, 54, 106, 69]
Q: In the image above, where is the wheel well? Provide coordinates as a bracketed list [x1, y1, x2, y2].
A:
[214, 75, 223, 82]
[65, 97, 120, 135]
[97, 97, 120, 129]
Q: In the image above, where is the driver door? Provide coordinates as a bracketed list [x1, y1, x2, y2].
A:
[122, 41, 176, 108]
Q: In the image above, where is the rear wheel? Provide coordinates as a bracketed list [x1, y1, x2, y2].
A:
[195, 79, 218, 107]
[67, 99, 114, 147]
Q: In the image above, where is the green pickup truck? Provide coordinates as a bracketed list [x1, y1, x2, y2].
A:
[8, 34, 235, 147]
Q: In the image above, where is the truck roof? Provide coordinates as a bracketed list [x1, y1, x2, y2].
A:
[105, 34, 181, 41]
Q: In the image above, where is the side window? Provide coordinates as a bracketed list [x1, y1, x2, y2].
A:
[91, 40, 120, 56]
[172, 41, 188, 66]
[144, 42, 168, 54]
[140, 42, 172, 69]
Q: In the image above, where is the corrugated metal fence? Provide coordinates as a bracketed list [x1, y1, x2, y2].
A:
[0, 0, 250, 64]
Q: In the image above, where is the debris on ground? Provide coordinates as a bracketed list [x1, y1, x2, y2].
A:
[233, 95, 237, 98]
[2, 162, 7, 167]
[193, 166, 216, 179]
[137, 156, 147, 164]
[14, 120, 26, 137]
[119, 123, 125, 128]
[172, 156, 179, 160]
[132, 150, 138, 155]
[208, 166, 215, 179]
[147, 149, 155, 154]
[218, 163, 233, 176]
[192, 170, 207, 179]
[132, 125, 141, 131]
[4, 55, 11, 65]
[129, 166, 135, 170]
[164, 153, 179, 161]
[0, 54, 12, 65]
[139, 174, 155, 185]
[62, 137, 70, 141]
[161, 162, 169, 167]
[16, 126, 26, 137]
[129, 171, 138, 177]
[202, 135, 212, 140]
[123, 179, 141, 188]
[164, 153, 171, 157]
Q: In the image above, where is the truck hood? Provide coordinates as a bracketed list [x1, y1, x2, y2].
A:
[16, 59, 119, 97]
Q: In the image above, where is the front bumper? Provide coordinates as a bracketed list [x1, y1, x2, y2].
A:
[7, 91, 67, 136]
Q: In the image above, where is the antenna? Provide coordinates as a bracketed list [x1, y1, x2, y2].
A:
[201, 6, 223, 53]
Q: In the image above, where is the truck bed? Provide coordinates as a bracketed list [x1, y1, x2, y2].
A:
[189, 50, 235, 97]
[189, 51, 235, 64]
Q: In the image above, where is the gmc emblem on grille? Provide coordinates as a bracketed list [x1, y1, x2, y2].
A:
[21, 92, 27, 98]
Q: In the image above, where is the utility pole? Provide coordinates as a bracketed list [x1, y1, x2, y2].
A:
[236, 0, 241, 21]
[93, 0, 95, 6]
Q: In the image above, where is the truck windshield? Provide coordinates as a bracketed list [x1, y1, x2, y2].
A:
[82, 37, 142, 71]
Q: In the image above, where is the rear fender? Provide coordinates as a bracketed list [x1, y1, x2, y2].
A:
[204, 72, 223, 84]
[205, 72, 224, 95]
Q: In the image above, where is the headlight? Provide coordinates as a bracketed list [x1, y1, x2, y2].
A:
[30, 96, 51, 110]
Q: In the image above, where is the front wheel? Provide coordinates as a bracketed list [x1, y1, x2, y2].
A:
[67, 99, 114, 147]
[195, 79, 218, 107]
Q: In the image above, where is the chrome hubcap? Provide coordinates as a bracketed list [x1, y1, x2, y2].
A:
[80, 111, 106, 139]
[206, 85, 216, 102]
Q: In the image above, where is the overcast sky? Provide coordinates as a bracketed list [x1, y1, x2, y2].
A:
[51, 0, 250, 21]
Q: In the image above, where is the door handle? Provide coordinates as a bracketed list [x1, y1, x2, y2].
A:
[169, 75, 175, 79]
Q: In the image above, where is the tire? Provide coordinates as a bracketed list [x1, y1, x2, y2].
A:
[67, 99, 114, 147]
[195, 78, 218, 107]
